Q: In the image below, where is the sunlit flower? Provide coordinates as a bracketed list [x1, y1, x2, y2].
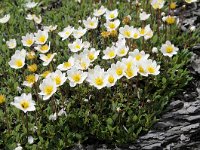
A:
[111, 61, 126, 79]
[129, 49, 149, 62]
[6, 39, 17, 49]
[34, 30, 48, 45]
[58, 26, 74, 41]
[124, 63, 138, 79]
[119, 25, 134, 38]
[83, 48, 100, 62]
[144, 26, 154, 40]
[34, 42, 51, 53]
[25, 1, 38, 9]
[104, 9, 118, 20]
[139, 11, 151, 21]
[83, 17, 98, 29]
[11, 93, 36, 113]
[106, 68, 118, 87]
[137, 59, 148, 76]
[116, 42, 129, 57]
[87, 65, 107, 89]
[9, 49, 26, 69]
[138, 24, 151, 36]
[104, 19, 120, 31]
[151, 0, 165, 9]
[33, 15, 42, 24]
[28, 64, 38, 72]
[21, 33, 35, 47]
[39, 77, 57, 100]
[102, 46, 117, 60]
[160, 41, 179, 57]
[93, 6, 107, 17]
[50, 70, 67, 87]
[68, 39, 84, 52]
[146, 60, 160, 75]
[39, 53, 57, 66]
[67, 67, 87, 87]
[23, 74, 39, 87]
[122, 56, 135, 69]
[132, 28, 141, 39]
[57, 56, 75, 71]
[72, 26, 87, 39]
[75, 55, 91, 70]
[0, 14, 10, 24]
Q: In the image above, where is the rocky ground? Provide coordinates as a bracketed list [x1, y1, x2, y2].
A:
[71, 2, 200, 150]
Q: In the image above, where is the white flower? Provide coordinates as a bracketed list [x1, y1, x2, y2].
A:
[102, 46, 117, 60]
[104, 19, 120, 31]
[104, 9, 118, 20]
[34, 30, 48, 45]
[0, 14, 10, 24]
[58, 26, 74, 41]
[11, 93, 36, 113]
[34, 42, 51, 53]
[25, 1, 38, 9]
[26, 14, 35, 20]
[129, 49, 149, 62]
[93, 6, 107, 17]
[50, 70, 67, 87]
[22, 74, 39, 88]
[49, 113, 57, 121]
[87, 65, 107, 89]
[75, 55, 91, 70]
[9, 49, 26, 69]
[160, 41, 179, 57]
[146, 59, 160, 75]
[151, 0, 165, 9]
[39, 77, 57, 100]
[14, 144, 23, 150]
[138, 24, 152, 37]
[119, 25, 134, 38]
[67, 67, 87, 87]
[83, 41, 91, 49]
[68, 39, 84, 52]
[144, 25, 153, 40]
[116, 44, 129, 57]
[83, 48, 100, 62]
[6, 39, 17, 49]
[72, 26, 87, 39]
[43, 25, 57, 32]
[152, 47, 158, 53]
[39, 53, 57, 66]
[106, 68, 118, 87]
[58, 108, 67, 116]
[189, 25, 196, 32]
[111, 61, 126, 79]
[28, 136, 34, 144]
[139, 11, 151, 21]
[57, 56, 75, 71]
[33, 15, 42, 24]
[124, 63, 138, 79]
[122, 56, 136, 69]
[132, 28, 141, 39]
[137, 59, 149, 76]
[21, 33, 35, 47]
[185, 0, 197, 3]
[83, 17, 98, 29]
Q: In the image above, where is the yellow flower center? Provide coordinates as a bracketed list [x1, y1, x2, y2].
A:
[116, 68, 123, 76]
[26, 39, 33, 46]
[133, 33, 139, 38]
[15, 59, 23, 67]
[64, 62, 71, 68]
[26, 75, 36, 83]
[41, 71, 51, 78]
[72, 74, 81, 82]
[20, 100, 30, 109]
[44, 85, 53, 95]
[66, 31, 70, 35]
[166, 46, 173, 53]
[125, 68, 134, 77]
[166, 16, 175, 24]
[147, 66, 155, 73]
[126, 62, 133, 69]
[139, 66, 145, 73]
[41, 44, 49, 51]
[140, 28, 146, 35]
[108, 50, 115, 58]
[0, 95, 5, 104]
[109, 23, 116, 29]
[135, 54, 142, 61]
[88, 53, 95, 61]
[46, 54, 52, 59]
[119, 49, 125, 55]
[108, 76, 114, 84]
[39, 35, 46, 43]
[124, 30, 131, 37]
[110, 13, 115, 19]
[55, 76, 61, 85]
[95, 77, 104, 86]
[89, 22, 95, 27]
[81, 62, 87, 70]
[75, 44, 81, 49]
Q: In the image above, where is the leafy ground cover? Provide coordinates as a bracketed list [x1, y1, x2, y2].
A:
[0, 0, 200, 149]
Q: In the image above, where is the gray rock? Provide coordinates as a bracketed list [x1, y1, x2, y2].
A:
[181, 123, 199, 132]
